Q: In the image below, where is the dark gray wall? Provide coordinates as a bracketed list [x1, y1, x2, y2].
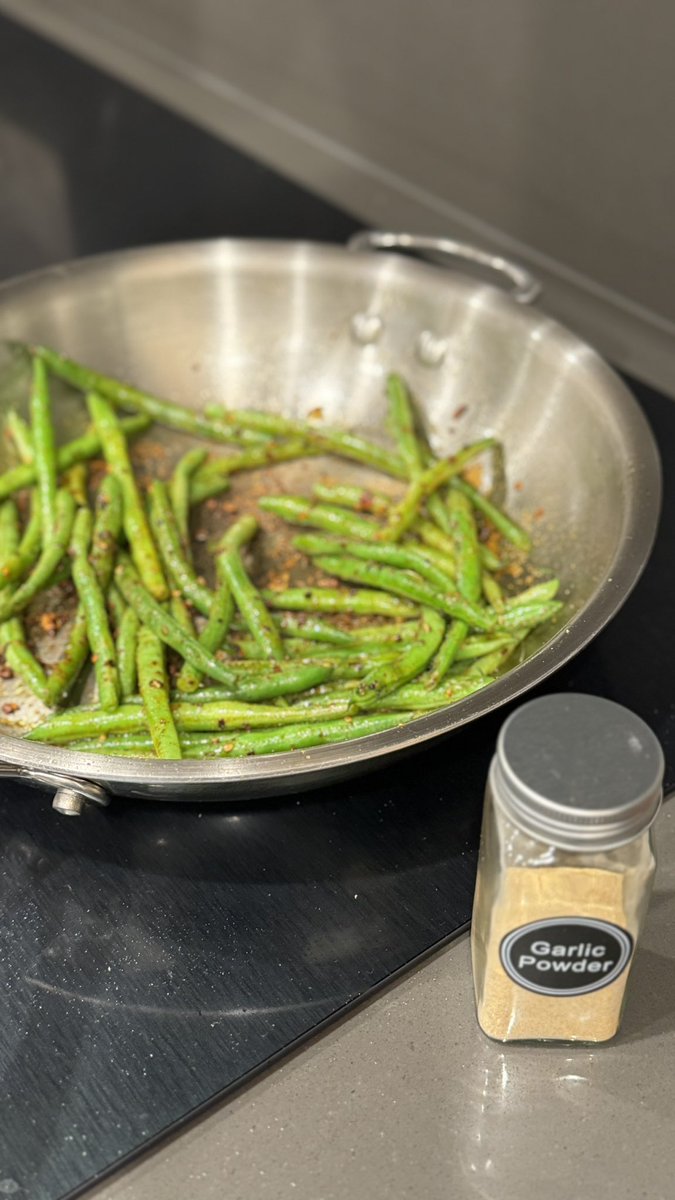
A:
[2, 0, 673, 388]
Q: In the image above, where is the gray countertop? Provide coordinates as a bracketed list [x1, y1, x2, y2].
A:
[89, 801, 675, 1200]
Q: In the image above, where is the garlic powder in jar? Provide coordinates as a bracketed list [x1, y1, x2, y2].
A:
[471, 693, 663, 1043]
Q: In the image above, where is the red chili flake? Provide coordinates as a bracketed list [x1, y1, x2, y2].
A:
[453, 405, 468, 419]
[39, 612, 65, 637]
[90, 654, 99, 664]
[0, 665, 14, 680]
[533, 507, 545, 520]
[2, 703, 19, 715]
[514, 481, 524, 492]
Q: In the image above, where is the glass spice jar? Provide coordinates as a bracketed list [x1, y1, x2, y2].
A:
[471, 693, 664, 1044]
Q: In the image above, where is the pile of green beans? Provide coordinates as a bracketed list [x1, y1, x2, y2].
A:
[0, 349, 562, 759]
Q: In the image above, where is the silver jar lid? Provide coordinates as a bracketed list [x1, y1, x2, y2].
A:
[491, 693, 664, 851]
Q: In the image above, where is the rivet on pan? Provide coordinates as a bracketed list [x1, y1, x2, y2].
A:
[52, 788, 86, 816]
[416, 330, 448, 366]
[350, 312, 383, 344]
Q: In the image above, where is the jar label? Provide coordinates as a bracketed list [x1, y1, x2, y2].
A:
[499, 918, 634, 997]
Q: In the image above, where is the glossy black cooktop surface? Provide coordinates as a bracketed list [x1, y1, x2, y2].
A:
[1, 14, 673, 1200]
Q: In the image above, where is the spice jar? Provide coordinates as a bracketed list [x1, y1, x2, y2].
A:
[471, 693, 664, 1043]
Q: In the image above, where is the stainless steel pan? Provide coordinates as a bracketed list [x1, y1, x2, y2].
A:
[0, 233, 660, 813]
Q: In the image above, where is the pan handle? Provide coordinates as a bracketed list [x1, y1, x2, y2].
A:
[346, 230, 541, 304]
[0, 762, 109, 815]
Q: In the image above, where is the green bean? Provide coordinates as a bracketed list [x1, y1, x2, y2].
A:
[190, 439, 318, 504]
[482, 571, 504, 611]
[107, 585, 126, 630]
[426, 491, 451, 535]
[0, 504, 48, 702]
[0, 490, 75, 621]
[114, 556, 236, 685]
[373, 671, 497, 710]
[272, 614, 357, 646]
[26, 696, 355, 742]
[386, 374, 424, 476]
[45, 478, 123, 707]
[204, 404, 408, 479]
[428, 489, 481, 683]
[218, 514, 258, 551]
[312, 555, 494, 630]
[175, 663, 333, 703]
[293, 533, 456, 592]
[448, 488, 482, 604]
[451, 477, 532, 552]
[384, 439, 497, 542]
[403, 540, 456, 580]
[258, 495, 384, 541]
[45, 609, 88, 708]
[190, 711, 417, 756]
[353, 608, 446, 708]
[480, 545, 503, 571]
[0, 414, 150, 502]
[311, 482, 392, 517]
[30, 356, 58, 536]
[87, 391, 167, 600]
[34, 345, 270, 447]
[425, 619, 467, 687]
[149, 481, 213, 614]
[69, 503, 92, 558]
[417, 518, 504, 571]
[253, 614, 416, 647]
[458, 640, 523, 678]
[5, 410, 34, 462]
[262, 587, 417, 617]
[171, 588, 195, 630]
[90, 476, 123, 577]
[454, 633, 516, 661]
[496, 599, 563, 632]
[137, 625, 181, 758]
[412, 518, 457, 560]
[505, 578, 560, 607]
[0, 500, 20, 556]
[419, 449, 452, 535]
[230, 637, 401, 665]
[176, 583, 234, 693]
[116, 605, 140, 700]
[70, 508, 119, 711]
[217, 517, 284, 661]
[0, 617, 49, 703]
[280, 683, 361, 708]
[336, 620, 420, 643]
[67, 740, 153, 757]
[62, 463, 88, 507]
[169, 448, 207, 552]
[66, 712, 415, 758]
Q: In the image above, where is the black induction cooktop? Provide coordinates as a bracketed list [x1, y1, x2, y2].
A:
[1, 15, 673, 1200]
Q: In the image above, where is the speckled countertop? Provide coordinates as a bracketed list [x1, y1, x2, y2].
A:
[88, 801, 675, 1200]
